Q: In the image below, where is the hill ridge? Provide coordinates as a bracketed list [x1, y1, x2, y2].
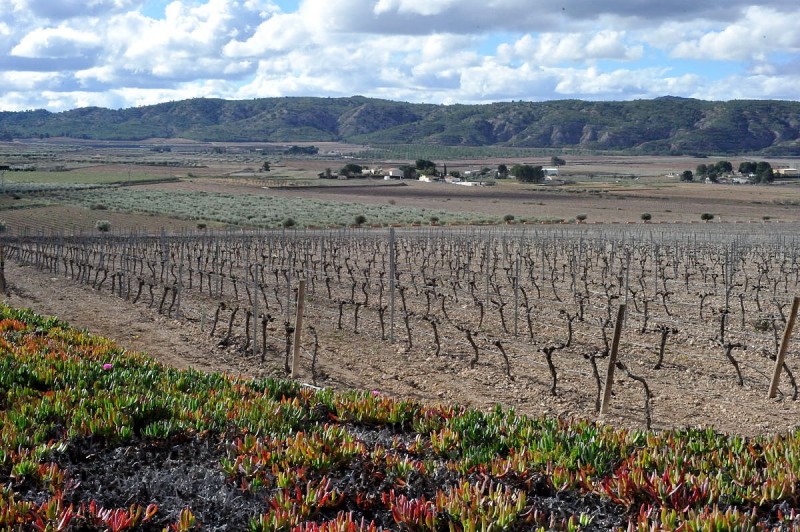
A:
[2, 96, 800, 155]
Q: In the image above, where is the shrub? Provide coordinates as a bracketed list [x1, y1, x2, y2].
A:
[95, 220, 111, 233]
[354, 214, 367, 226]
[503, 214, 515, 223]
[429, 216, 440, 224]
[196, 223, 207, 230]
[282, 217, 297, 228]
[0, 221, 6, 233]
[90, 204, 107, 210]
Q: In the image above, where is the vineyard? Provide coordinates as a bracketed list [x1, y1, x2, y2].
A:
[6, 222, 800, 433]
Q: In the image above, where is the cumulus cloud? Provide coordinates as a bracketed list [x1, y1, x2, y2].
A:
[223, 12, 311, 56]
[11, 27, 102, 58]
[499, 31, 643, 65]
[669, 6, 800, 61]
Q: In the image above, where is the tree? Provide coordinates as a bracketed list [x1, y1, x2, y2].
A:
[354, 214, 367, 226]
[550, 156, 566, 166]
[285, 145, 318, 155]
[415, 159, 437, 176]
[575, 213, 588, 223]
[701, 213, 714, 222]
[640, 213, 652, 222]
[511, 164, 544, 183]
[497, 164, 508, 178]
[680, 170, 694, 182]
[399, 165, 417, 179]
[282, 217, 297, 228]
[95, 220, 111, 233]
[753, 167, 774, 184]
[340, 163, 363, 177]
[739, 161, 757, 175]
[261, 161, 270, 172]
[696, 164, 708, 176]
[716, 160, 733, 173]
[739, 161, 774, 183]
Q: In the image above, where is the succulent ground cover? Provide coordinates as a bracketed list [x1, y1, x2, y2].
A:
[1, 304, 800, 530]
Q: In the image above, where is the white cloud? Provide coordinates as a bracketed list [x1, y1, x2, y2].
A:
[0, 70, 61, 90]
[700, 72, 800, 101]
[669, 6, 800, 61]
[553, 66, 701, 98]
[223, 12, 310, 56]
[11, 26, 101, 58]
[500, 31, 643, 65]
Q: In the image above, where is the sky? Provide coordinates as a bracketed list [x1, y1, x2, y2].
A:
[0, 0, 798, 112]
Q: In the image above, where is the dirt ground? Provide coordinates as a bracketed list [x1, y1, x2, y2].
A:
[7, 256, 800, 440]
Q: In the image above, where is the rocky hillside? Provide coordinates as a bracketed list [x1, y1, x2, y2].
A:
[1, 96, 799, 155]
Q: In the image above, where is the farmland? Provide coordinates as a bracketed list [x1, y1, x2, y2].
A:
[2, 140, 800, 433]
[3, 139, 800, 528]
[6, 220, 800, 437]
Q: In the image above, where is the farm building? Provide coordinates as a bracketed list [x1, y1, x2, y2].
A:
[385, 168, 405, 178]
[775, 167, 799, 177]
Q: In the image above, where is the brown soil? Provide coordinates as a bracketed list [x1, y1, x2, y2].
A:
[6, 257, 800, 439]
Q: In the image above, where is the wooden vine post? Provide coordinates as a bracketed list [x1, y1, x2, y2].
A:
[290, 279, 307, 379]
[768, 296, 800, 399]
[600, 304, 627, 416]
[0, 243, 6, 295]
[389, 228, 396, 344]
[252, 263, 259, 356]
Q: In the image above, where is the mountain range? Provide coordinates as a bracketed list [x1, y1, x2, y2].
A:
[1, 96, 799, 155]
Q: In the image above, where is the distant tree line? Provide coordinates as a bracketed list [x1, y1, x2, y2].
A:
[284, 145, 319, 156]
[681, 160, 774, 184]
[318, 157, 565, 184]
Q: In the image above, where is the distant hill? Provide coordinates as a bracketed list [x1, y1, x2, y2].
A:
[2, 96, 800, 155]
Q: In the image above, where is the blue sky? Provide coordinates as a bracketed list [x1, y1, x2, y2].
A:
[0, 0, 798, 111]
